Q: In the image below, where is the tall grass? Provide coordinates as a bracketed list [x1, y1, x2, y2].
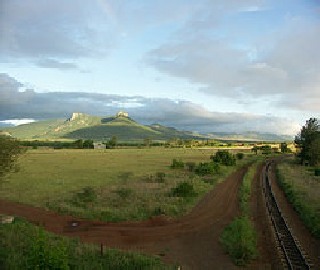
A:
[220, 162, 259, 266]
[276, 160, 320, 238]
[0, 219, 173, 269]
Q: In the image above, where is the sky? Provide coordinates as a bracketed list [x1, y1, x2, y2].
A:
[0, 0, 319, 135]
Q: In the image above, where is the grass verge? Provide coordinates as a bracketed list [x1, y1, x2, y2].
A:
[220, 161, 260, 266]
[276, 159, 320, 238]
[0, 218, 174, 269]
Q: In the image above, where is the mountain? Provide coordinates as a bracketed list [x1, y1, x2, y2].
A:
[3, 112, 199, 141]
[205, 131, 293, 141]
[3, 112, 294, 142]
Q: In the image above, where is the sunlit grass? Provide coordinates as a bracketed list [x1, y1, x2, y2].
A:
[1, 148, 254, 221]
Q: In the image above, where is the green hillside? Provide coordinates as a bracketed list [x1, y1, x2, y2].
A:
[3, 112, 197, 141]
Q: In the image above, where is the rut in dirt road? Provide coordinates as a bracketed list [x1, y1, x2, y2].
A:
[0, 166, 249, 269]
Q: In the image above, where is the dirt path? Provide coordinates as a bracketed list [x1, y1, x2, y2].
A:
[0, 166, 249, 269]
[248, 163, 280, 269]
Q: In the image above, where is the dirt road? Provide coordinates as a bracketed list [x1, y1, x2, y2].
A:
[1, 166, 251, 269]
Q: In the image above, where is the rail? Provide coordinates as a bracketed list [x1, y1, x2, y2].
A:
[262, 161, 311, 269]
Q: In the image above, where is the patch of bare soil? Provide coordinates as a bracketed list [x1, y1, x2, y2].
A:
[0, 167, 250, 269]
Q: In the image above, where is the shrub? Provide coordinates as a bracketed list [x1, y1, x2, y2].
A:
[315, 168, 320, 176]
[170, 182, 197, 197]
[210, 151, 236, 166]
[220, 216, 258, 266]
[185, 162, 196, 172]
[170, 158, 184, 169]
[72, 186, 97, 206]
[236, 153, 244, 160]
[155, 172, 166, 182]
[195, 162, 220, 176]
[115, 187, 133, 199]
[26, 229, 69, 270]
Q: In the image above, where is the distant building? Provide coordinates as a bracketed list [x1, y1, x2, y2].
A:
[93, 143, 106, 149]
[116, 111, 129, 118]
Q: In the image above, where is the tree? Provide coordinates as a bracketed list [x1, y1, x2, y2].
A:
[74, 139, 83, 149]
[144, 138, 152, 148]
[295, 118, 320, 166]
[83, 139, 94, 149]
[108, 136, 117, 148]
[210, 150, 236, 166]
[280, 142, 288, 153]
[0, 137, 25, 180]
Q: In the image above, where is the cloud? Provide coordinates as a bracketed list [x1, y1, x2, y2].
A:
[145, 1, 320, 113]
[35, 59, 78, 70]
[0, 73, 300, 135]
[0, 0, 114, 63]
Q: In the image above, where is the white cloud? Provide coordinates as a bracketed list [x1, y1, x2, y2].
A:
[0, 119, 36, 126]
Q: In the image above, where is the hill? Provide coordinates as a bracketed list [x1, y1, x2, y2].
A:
[3, 112, 199, 141]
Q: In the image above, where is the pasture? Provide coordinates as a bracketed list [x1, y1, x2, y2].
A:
[1, 148, 252, 221]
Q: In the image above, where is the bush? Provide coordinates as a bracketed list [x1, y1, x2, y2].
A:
[155, 172, 166, 182]
[185, 162, 196, 172]
[236, 153, 244, 160]
[26, 229, 69, 270]
[171, 182, 197, 197]
[195, 162, 220, 176]
[315, 168, 320, 176]
[210, 151, 236, 166]
[115, 187, 133, 199]
[170, 158, 184, 169]
[72, 186, 97, 206]
[220, 216, 258, 266]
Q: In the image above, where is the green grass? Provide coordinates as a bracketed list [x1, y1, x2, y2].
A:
[220, 160, 261, 266]
[276, 158, 320, 238]
[0, 219, 173, 269]
[1, 148, 255, 222]
[220, 216, 258, 266]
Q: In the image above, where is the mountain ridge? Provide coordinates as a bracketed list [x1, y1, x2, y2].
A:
[2, 112, 293, 141]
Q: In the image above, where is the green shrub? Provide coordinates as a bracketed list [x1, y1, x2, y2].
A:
[220, 216, 258, 266]
[195, 162, 220, 176]
[185, 162, 196, 172]
[72, 186, 97, 206]
[170, 158, 184, 169]
[210, 151, 236, 166]
[26, 229, 69, 270]
[115, 187, 133, 199]
[155, 172, 166, 182]
[236, 153, 244, 160]
[171, 182, 197, 197]
[315, 168, 320, 176]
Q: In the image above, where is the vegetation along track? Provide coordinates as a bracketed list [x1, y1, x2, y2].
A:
[262, 161, 311, 269]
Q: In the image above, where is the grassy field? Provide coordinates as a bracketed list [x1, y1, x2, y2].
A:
[1, 148, 253, 221]
[277, 157, 320, 237]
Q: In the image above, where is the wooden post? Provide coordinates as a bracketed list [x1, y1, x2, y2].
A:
[100, 243, 103, 256]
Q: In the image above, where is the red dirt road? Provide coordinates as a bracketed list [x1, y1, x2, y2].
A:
[1, 167, 249, 269]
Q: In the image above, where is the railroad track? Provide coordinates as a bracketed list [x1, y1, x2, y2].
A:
[262, 161, 311, 270]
